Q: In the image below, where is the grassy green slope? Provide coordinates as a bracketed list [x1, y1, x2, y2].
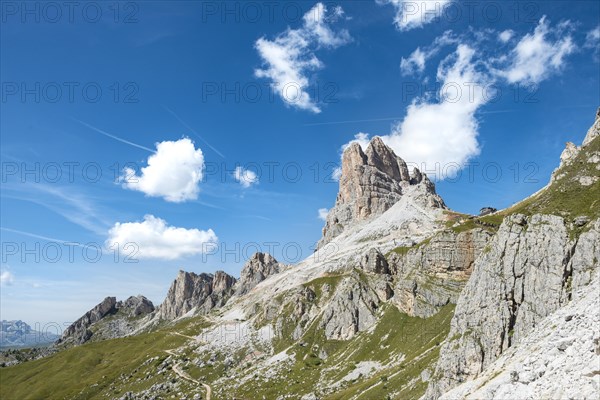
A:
[0, 318, 209, 399]
[225, 274, 454, 400]
[448, 135, 599, 235]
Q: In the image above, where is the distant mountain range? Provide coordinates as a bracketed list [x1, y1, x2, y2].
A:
[0, 320, 59, 348]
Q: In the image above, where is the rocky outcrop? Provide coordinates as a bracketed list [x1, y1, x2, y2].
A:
[425, 215, 600, 399]
[319, 137, 446, 247]
[551, 106, 600, 182]
[387, 228, 493, 318]
[58, 297, 117, 345]
[118, 295, 155, 317]
[582, 106, 600, 147]
[236, 253, 282, 296]
[156, 270, 236, 320]
[57, 295, 156, 346]
[439, 275, 600, 400]
[319, 276, 380, 340]
[360, 248, 390, 274]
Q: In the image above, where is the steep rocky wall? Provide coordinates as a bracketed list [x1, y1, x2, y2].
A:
[438, 275, 600, 400]
[387, 228, 493, 317]
[156, 270, 236, 320]
[319, 137, 445, 247]
[235, 252, 283, 296]
[57, 295, 155, 346]
[58, 297, 117, 345]
[424, 215, 600, 399]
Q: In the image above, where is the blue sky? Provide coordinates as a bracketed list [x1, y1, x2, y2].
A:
[1, 0, 599, 327]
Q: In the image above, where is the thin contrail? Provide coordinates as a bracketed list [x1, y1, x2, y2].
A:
[72, 118, 155, 152]
[0, 227, 99, 249]
[163, 106, 226, 158]
[304, 117, 404, 127]
[303, 109, 516, 127]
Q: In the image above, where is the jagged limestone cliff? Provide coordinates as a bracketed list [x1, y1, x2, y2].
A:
[439, 275, 600, 399]
[155, 270, 236, 320]
[319, 136, 446, 247]
[58, 295, 155, 346]
[425, 215, 600, 399]
[424, 109, 600, 399]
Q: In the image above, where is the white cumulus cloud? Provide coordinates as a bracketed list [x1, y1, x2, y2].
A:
[339, 18, 578, 181]
[378, 0, 452, 31]
[1, 269, 15, 286]
[353, 46, 486, 176]
[318, 208, 329, 221]
[386, 44, 485, 175]
[106, 215, 218, 260]
[254, 2, 351, 113]
[120, 138, 204, 203]
[234, 167, 259, 188]
[498, 17, 576, 84]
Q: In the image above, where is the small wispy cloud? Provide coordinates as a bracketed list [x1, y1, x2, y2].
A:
[233, 167, 259, 188]
[318, 208, 329, 221]
[378, 0, 452, 31]
[255, 2, 351, 113]
[2, 184, 112, 236]
[584, 25, 600, 61]
[0, 227, 99, 250]
[497, 17, 576, 84]
[1, 268, 15, 286]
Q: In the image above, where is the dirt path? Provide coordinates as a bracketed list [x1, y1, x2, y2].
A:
[172, 332, 201, 341]
[164, 345, 212, 400]
[170, 363, 212, 400]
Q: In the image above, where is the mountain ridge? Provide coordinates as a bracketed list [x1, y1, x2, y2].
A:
[2, 108, 599, 400]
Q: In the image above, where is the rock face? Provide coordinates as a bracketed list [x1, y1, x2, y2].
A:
[424, 215, 600, 399]
[156, 270, 236, 320]
[551, 106, 600, 182]
[360, 248, 390, 274]
[388, 228, 493, 318]
[236, 252, 282, 296]
[582, 106, 600, 147]
[319, 137, 446, 247]
[57, 295, 156, 346]
[439, 276, 600, 400]
[118, 295, 155, 317]
[319, 276, 380, 340]
[58, 297, 118, 345]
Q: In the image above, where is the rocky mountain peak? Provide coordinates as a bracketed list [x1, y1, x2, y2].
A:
[319, 136, 446, 246]
[118, 295, 155, 317]
[582, 106, 600, 147]
[213, 271, 237, 293]
[57, 296, 117, 345]
[236, 252, 282, 296]
[364, 136, 410, 182]
[551, 107, 600, 183]
[56, 295, 156, 346]
[155, 270, 236, 320]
